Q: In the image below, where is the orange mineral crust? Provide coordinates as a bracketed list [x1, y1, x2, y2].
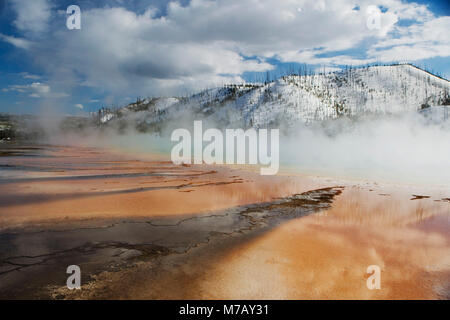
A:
[0, 145, 322, 229]
[0, 145, 449, 300]
[199, 187, 450, 299]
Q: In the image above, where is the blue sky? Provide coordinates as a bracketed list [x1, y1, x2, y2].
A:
[0, 0, 449, 115]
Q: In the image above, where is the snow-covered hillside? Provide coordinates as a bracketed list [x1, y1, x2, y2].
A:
[98, 64, 450, 129]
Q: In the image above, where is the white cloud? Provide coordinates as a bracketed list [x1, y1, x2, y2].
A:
[20, 72, 41, 80]
[368, 16, 450, 62]
[4, 82, 68, 98]
[0, 33, 32, 49]
[10, 0, 52, 35]
[37, 5, 274, 96]
[6, 0, 449, 100]
[75, 104, 84, 109]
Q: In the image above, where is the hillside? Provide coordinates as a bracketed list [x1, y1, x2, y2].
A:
[95, 64, 450, 130]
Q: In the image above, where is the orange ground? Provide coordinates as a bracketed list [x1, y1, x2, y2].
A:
[198, 187, 450, 299]
[1, 145, 449, 299]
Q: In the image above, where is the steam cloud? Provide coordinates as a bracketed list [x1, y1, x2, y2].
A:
[42, 107, 450, 186]
[281, 112, 450, 186]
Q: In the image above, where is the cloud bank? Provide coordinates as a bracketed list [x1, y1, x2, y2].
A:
[1, 0, 449, 107]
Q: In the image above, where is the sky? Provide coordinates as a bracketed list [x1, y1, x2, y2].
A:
[0, 0, 449, 115]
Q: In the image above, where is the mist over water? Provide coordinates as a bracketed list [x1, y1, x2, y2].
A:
[39, 106, 450, 186]
[281, 112, 450, 186]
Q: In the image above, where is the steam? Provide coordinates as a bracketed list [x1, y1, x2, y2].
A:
[281, 112, 450, 186]
[37, 105, 450, 186]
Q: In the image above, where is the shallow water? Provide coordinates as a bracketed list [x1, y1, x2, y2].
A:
[0, 144, 448, 299]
